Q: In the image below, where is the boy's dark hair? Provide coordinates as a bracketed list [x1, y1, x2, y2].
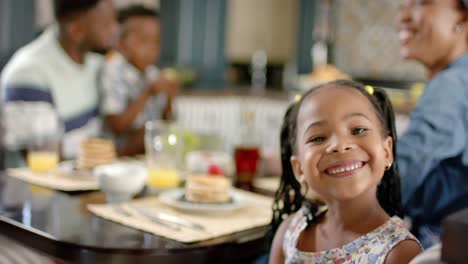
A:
[270, 79, 403, 237]
[117, 5, 160, 24]
[53, 0, 101, 21]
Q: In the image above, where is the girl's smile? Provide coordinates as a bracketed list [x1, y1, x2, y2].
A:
[323, 160, 366, 178]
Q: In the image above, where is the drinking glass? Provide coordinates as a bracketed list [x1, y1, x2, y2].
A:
[234, 146, 260, 182]
[27, 111, 62, 173]
[144, 120, 183, 189]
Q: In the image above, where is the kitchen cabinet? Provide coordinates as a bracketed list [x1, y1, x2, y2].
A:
[226, 0, 297, 64]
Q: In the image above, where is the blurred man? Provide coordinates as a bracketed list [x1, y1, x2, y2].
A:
[1, 0, 118, 166]
[0, 1, 117, 262]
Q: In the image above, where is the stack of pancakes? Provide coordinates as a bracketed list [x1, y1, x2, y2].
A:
[78, 138, 116, 170]
[185, 174, 231, 203]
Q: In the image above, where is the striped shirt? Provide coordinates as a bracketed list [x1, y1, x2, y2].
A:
[1, 26, 103, 160]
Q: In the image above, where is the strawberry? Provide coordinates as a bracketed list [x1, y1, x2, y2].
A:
[208, 164, 223, 176]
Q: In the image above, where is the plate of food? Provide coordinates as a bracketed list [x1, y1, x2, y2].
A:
[159, 175, 247, 214]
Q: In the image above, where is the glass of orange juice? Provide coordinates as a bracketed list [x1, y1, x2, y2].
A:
[27, 112, 62, 173]
[27, 151, 59, 173]
[144, 120, 183, 189]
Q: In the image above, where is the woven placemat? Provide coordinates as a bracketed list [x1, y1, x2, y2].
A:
[7, 168, 98, 191]
[88, 189, 273, 243]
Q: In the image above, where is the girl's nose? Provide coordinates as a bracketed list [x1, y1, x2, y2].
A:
[326, 135, 355, 153]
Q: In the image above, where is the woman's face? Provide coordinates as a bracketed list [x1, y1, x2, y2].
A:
[397, 0, 465, 69]
[291, 87, 393, 203]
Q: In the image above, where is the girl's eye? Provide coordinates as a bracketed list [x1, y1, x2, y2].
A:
[352, 128, 368, 135]
[309, 136, 325, 143]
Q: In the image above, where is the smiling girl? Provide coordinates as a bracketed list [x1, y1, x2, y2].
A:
[269, 80, 422, 264]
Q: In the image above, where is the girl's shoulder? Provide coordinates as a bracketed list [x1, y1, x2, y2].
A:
[383, 239, 423, 264]
[269, 210, 303, 264]
[378, 216, 423, 263]
[358, 216, 422, 264]
[356, 216, 421, 253]
[281, 206, 325, 262]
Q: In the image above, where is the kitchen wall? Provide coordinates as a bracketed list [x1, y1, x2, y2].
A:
[0, 0, 36, 71]
[18, 0, 427, 84]
[333, 0, 425, 81]
[225, 0, 426, 83]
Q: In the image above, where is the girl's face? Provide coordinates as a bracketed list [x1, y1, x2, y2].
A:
[397, 0, 465, 68]
[291, 87, 393, 203]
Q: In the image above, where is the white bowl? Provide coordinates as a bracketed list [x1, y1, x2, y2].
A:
[94, 163, 147, 202]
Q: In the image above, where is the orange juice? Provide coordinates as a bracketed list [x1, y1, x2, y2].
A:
[27, 151, 59, 173]
[147, 168, 179, 188]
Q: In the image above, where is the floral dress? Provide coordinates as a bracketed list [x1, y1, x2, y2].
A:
[283, 207, 421, 264]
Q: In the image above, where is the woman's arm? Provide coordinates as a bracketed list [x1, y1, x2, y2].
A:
[397, 71, 467, 205]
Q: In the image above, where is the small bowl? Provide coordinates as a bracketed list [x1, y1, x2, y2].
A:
[94, 163, 147, 203]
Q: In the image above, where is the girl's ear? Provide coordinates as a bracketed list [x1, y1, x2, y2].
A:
[383, 136, 393, 166]
[290, 155, 304, 182]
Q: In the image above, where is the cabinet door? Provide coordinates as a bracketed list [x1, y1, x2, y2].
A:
[226, 0, 297, 64]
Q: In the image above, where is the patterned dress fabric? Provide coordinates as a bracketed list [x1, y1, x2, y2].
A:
[283, 207, 421, 264]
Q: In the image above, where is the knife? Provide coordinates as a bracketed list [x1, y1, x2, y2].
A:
[113, 205, 181, 231]
[130, 206, 205, 231]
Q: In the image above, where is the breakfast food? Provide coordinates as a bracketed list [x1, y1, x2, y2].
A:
[185, 151, 235, 177]
[185, 174, 231, 203]
[161, 67, 179, 81]
[78, 138, 116, 170]
[298, 64, 351, 92]
[309, 64, 350, 82]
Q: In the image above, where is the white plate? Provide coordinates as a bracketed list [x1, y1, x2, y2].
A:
[159, 188, 247, 214]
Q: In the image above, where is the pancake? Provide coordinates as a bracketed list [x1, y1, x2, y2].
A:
[185, 174, 231, 203]
[78, 138, 116, 169]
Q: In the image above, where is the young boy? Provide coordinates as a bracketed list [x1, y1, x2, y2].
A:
[101, 5, 178, 156]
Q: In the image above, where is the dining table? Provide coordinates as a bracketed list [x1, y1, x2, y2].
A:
[0, 173, 271, 263]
